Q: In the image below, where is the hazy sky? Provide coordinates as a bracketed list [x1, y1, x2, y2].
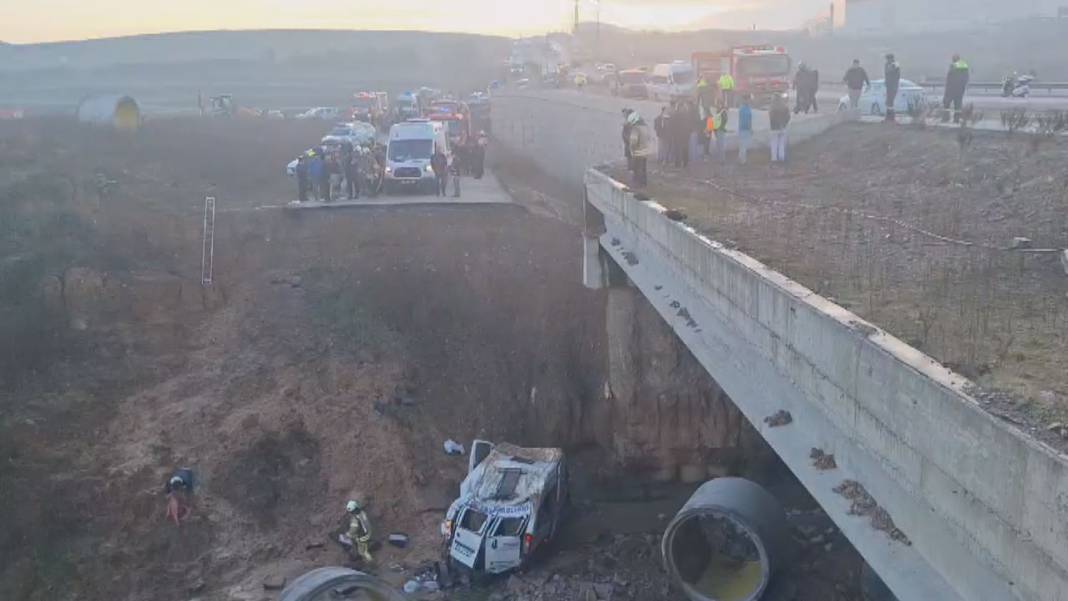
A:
[1, 0, 827, 44]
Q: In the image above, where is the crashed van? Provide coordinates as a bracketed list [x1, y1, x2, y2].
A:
[442, 441, 568, 575]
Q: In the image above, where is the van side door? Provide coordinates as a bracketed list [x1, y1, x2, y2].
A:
[485, 515, 527, 574]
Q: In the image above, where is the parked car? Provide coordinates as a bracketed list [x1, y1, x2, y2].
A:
[442, 441, 569, 576]
[838, 79, 927, 116]
[296, 107, 340, 121]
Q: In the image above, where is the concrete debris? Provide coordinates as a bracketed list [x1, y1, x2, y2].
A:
[269, 274, 303, 288]
[833, 480, 911, 545]
[389, 533, 410, 548]
[443, 439, 465, 455]
[764, 410, 793, 427]
[262, 574, 287, 590]
[1061, 249, 1068, 276]
[810, 448, 837, 470]
[1009, 236, 1033, 250]
[664, 208, 687, 221]
[1047, 422, 1068, 438]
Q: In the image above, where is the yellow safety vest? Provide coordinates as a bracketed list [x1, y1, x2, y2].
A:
[718, 74, 736, 91]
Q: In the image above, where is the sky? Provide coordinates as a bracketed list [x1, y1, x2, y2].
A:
[0, 0, 829, 44]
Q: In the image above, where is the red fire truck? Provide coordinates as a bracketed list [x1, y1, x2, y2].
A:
[692, 45, 792, 105]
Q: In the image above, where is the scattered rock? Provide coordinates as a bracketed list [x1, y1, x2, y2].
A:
[664, 208, 687, 221]
[262, 575, 287, 590]
[1039, 390, 1057, 405]
[443, 439, 465, 455]
[764, 410, 793, 428]
[810, 448, 837, 471]
[834, 480, 910, 545]
[388, 533, 410, 548]
[187, 578, 206, 594]
[304, 542, 324, 550]
[1009, 236, 1033, 250]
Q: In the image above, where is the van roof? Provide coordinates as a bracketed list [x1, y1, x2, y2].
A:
[390, 120, 445, 140]
[460, 443, 563, 511]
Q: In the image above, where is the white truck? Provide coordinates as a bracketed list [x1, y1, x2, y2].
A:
[383, 120, 449, 194]
[442, 441, 569, 576]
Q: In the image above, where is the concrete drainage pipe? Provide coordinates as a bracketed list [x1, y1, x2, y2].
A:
[279, 567, 406, 601]
[661, 478, 791, 601]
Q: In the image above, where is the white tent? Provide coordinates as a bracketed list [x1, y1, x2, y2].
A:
[76, 95, 140, 131]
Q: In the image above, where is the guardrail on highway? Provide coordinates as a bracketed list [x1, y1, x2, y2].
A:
[917, 81, 1068, 95]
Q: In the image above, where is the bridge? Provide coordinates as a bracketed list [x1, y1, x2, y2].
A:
[492, 90, 1068, 601]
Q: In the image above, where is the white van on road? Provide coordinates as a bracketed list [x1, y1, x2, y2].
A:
[442, 441, 568, 576]
[648, 61, 696, 101]
[384, 120, 449, 194]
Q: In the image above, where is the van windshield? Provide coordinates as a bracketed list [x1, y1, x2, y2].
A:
[388, 139, 433, 162]
[672, 70, 694, 85]
[737, 55, 791, 77]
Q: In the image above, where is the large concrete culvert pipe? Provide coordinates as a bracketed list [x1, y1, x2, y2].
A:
[662, 478, 791, 601]
[279, 567, 406, 601]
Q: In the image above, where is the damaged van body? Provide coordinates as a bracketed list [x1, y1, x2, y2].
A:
[442, 441, 568, 575]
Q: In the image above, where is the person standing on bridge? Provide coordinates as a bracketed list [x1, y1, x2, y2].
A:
[308, 150, 325, 202]
[943, 54, 970, 123]
[718, 71, 736, 108]
[342, 142, 359, 200]
[737, 95, 753, 165]
[431, 145, 448, 197]
[626, 111, 652, 188]
[769, 93, 791, 164]
[713, 101, 729, 163]
[654, 107, 669, 165]
[843, 59, 870, 109]
[884, 54, 902, 122]
[621, 108, 635, 169]
[295, 153, 309, 203]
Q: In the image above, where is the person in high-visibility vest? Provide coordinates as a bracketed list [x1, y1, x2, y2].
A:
[943, 55, 970, 123]
[718, 73, 736, 108]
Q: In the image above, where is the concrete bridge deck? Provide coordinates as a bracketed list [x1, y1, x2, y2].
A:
[492, 90, 1068, 601]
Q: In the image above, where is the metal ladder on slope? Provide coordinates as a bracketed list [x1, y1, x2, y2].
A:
[201, 196, 216, 286]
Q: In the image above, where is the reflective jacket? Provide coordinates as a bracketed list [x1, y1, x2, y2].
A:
[718, 74, 736, 91]
[347, 510, 372, 542]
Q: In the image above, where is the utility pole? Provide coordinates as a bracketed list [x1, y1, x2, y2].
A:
[574, 0, 580, 35]
[595, 0, 601, 62]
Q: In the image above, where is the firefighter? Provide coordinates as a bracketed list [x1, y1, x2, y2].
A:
[164, 468, 195, 527]
[717, 71, 736, 108]
[338, 500, 373, 562]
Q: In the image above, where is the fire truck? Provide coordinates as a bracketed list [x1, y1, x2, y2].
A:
[692, 45, 792, 105]
[426, 99, 471, 147]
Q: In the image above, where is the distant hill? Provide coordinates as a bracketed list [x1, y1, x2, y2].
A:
[0, 30, 511, 114]
[0, 29, 509, 72]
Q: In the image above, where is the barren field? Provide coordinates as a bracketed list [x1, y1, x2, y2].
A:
[0, 116, 875, 601]
[612, 122, 1068, 447]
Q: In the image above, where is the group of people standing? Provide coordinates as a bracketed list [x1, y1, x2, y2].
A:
[296, 142, 375, 203]
[626, 91, 794, 187]
[842, 53, 970, 123]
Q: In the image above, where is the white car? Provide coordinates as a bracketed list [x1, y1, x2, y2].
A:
[296, 107, 340, 121]
[321, 122, 377, 147]
[838, 79, 928, 116]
